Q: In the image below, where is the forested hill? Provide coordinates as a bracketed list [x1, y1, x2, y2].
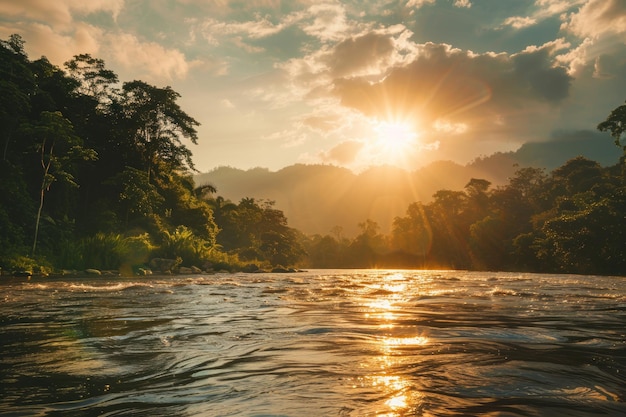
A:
[194, 132, 620, 237]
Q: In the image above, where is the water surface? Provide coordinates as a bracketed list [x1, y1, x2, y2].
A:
[1, 270, 625, 416]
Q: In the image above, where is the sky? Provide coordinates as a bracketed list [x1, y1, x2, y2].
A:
[1, 0, 625, 173]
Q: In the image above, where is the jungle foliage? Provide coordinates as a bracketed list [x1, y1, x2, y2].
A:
[0, 35, 304, 273]
[303, 155, 626, 275]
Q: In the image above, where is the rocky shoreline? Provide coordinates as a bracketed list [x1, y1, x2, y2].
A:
[2, 258, 305, 279]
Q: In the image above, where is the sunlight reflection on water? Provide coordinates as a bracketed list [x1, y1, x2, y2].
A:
[0, 270, 624, 416]
[358, 271, 431, 416]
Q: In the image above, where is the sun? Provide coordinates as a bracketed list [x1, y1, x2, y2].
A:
[372, 119, 419, 161]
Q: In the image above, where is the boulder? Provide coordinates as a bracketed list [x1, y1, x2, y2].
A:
[150, 258, 179, 273]
[241, 263, 262, 273]
[136, 267, 152, 276]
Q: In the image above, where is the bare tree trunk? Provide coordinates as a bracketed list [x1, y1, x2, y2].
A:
[32, 139, 53, 257]
[32, 187, 45, 256]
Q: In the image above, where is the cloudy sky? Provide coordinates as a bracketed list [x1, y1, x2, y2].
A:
[1, 0, 625, 172]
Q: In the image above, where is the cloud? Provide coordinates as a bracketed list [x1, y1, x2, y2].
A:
[335, 40, 570, 112]
[192, 16, 286, 46]
[261, 128, 307, 148]
[499, 0, 586, 32]
[301, 3, 348, 42]
[555, 0, 626, 78]
[106, 32, 192, 81]
[331, 40, 572, 147]
[0, 1, 198, 84]
[406, 0, 435, 8]
[454, 0, 472, 8]
[278, 26, 415, 91]
[501, 16, 537, 29]
[177, 0, 309, 16]
[0, 0, 124, 29]
[190, 2, 354, 54]
[0, 21, 102, 63]
[220, 98, 235, 108]
[301, 113, 343, 133]
[325, 31, 395, 77]
[319, 140, 364, 164]
[564, 0, 626, 39]
[534, 0, 586, 18]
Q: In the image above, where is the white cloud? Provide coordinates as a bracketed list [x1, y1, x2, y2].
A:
[501, 16, 537, 29]
[564, 0, 626, 39]
[301, 3, 348, 42]
[535, 0, 582, 17]
[406, 0, 435, 8]
[106, 32, 191, 81]
[454, 0, 472, 8]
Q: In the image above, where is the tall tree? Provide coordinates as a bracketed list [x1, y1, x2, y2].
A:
[64, 54, 119, 105]
[120, 81, 199, 181]
[24, 111, 96, 255]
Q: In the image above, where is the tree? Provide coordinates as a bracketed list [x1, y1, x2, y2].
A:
[120, 81, 199, 181]
[107, 166, 163, 229]
[64, 54, 119, 105]
[598, 100, 626, 153]
[24, 111, 97, 255]
[391, 202, 432, 267]
[598, 100, 626, 180]
[428, 190, 471, 268]
[348, 219, 387, 267]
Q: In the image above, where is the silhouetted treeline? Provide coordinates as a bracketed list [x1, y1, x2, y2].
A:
[0, 35, 304, 273]
[303, 155, 626, 275]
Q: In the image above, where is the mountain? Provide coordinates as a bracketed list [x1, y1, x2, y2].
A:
[195, 130, 621, 236]
[194, 161, 516, 236]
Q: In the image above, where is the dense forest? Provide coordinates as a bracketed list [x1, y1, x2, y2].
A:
[1, 35, 625, 276]
[0, 35, 303, 275]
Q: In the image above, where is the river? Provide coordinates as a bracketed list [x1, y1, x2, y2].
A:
[1, 270, 625, 416]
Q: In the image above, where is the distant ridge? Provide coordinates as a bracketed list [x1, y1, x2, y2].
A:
[195, 130, 620, 236]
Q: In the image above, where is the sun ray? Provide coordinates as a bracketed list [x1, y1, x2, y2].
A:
[372, 119, 419, 161]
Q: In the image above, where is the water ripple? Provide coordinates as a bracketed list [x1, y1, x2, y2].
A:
[1, 270, 625, 416]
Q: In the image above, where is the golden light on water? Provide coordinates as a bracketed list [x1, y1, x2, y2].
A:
[386, 393, 408, 409]
[383, 335, 429, 348]
[358, 272, 428, 415]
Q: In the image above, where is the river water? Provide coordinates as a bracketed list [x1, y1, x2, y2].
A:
[1, 270, 625, 416]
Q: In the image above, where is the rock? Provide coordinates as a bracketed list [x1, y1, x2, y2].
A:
[179, 266, 193, 274]
[241, 263, 262, 273]
[12, 270, 32, 278]
[271, 266, 290, 273]
[85, 268, 101, 275]
[191, 266, 202, 274]
[136, 267, 152, 276]
[149, 258, 179, 273]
